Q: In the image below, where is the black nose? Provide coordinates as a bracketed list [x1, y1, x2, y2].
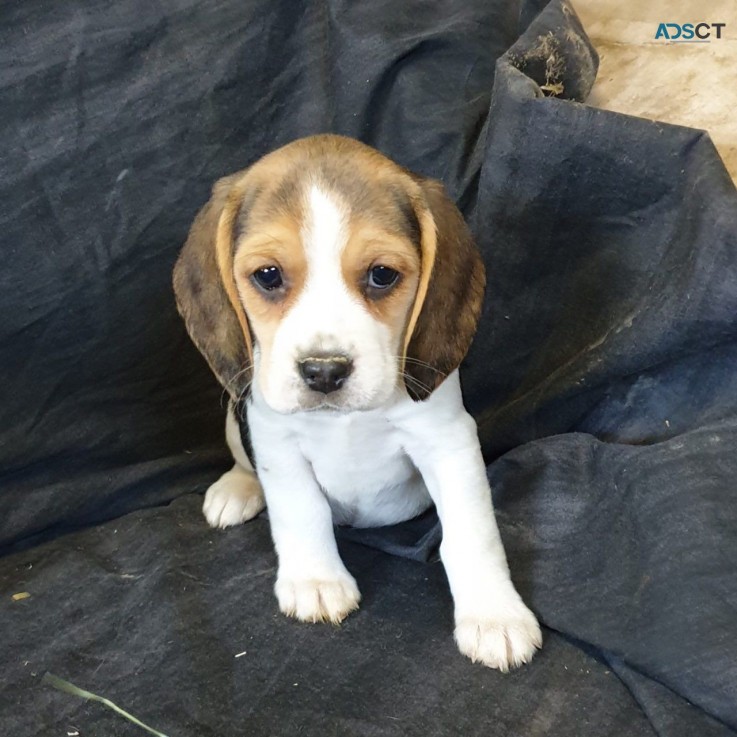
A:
[298, 356, 353, 394]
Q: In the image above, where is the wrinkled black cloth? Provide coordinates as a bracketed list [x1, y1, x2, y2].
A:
[1, 0, 736, 735]
[1, 495, 683, 737]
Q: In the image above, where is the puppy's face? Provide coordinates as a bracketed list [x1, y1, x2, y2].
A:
[174, 135, 486, 411]
[233, 156, 422, 412]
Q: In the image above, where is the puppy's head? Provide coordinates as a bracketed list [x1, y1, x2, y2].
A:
[174, 135, 485, 413]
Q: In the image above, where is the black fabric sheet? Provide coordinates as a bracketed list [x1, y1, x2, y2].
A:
[2, 0, 737, 735]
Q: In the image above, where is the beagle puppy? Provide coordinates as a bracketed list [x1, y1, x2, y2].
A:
[173, 134, 541, 670]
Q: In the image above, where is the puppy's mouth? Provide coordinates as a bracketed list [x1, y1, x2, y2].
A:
[302, 402, 347, 413]
[263, 391, 387, 416]
[295, 390, 364, 413]
[285, 382, 389, 415]
[294, 393, 343, 411]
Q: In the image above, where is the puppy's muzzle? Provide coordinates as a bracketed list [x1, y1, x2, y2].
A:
[297, 355, 353, 395]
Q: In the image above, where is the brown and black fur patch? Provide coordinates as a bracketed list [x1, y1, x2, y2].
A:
[403, 178, 486, 400]
[173, 173, 253, 398]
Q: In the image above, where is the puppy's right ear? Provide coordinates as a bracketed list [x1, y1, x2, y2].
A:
[173, 173, 253, 400]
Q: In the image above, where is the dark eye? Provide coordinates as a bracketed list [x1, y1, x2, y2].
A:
[367, 265, 400, 290]
[252, 266, 283, 291]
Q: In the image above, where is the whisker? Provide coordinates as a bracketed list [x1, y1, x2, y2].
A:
[235, 380, 254, 418]
[230, 362, 254, 383]
[217, 361, 254, 410]
[391, 355, 447, 378]
[399, 371, 434, 397]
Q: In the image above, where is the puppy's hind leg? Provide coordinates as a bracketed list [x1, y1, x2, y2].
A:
[203, 403, 266, 529]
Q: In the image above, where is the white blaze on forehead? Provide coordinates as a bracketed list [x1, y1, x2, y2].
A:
[302, 184, 350, 264]
[295, 183, 356, 339]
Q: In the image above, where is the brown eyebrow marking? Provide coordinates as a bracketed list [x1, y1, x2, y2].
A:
[388, 185, 421, 247]
[265, 175, 306, 220]
[234, 184, 264, 249]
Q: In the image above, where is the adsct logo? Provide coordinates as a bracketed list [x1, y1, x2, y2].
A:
[655, 23, 726, 42]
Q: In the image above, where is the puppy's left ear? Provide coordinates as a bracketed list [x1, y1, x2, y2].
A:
[403, 178, 486, 400]
[173, 172, 254, 400]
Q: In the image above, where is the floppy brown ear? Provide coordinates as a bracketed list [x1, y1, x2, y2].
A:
[172, 173, 253, 400]
[402, 178, 486, 400]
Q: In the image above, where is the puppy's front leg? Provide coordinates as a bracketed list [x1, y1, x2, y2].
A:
[203, 403, 265, 529]
[428, 433, 541, 670]
[396, 375, 541, 671]
[251, 430, 360, 624]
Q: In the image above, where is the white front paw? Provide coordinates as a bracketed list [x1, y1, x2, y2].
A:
[275, 572, 361, 624]
[455, 598, 542, 672]
[203, 467, 266, 528]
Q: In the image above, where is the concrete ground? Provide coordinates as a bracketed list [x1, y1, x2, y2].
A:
[574, 0, 737, 182]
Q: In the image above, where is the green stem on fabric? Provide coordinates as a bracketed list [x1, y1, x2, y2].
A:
[43, 672, 171, 737]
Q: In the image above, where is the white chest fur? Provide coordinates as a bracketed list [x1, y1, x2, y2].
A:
[247, 398, 432, 527]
